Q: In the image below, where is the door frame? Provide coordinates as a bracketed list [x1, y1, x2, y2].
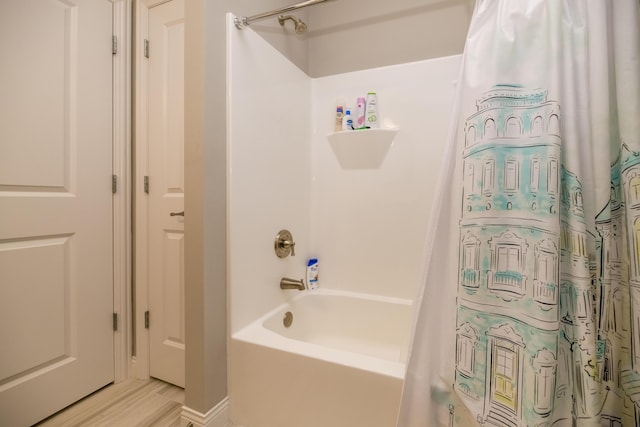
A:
[113, 0, 134, 383]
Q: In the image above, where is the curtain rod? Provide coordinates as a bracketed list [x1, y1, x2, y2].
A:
[234, 0, 329, 29]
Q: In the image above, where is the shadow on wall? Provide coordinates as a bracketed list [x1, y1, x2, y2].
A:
[306, 0, 475, 37]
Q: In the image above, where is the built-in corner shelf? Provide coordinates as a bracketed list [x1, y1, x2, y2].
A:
[326, 128, 399, 169]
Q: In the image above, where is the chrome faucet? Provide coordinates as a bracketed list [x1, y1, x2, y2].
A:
[280, 277, 305, 291]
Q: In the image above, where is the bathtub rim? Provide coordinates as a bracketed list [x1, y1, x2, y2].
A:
[231, 288, 414, 379]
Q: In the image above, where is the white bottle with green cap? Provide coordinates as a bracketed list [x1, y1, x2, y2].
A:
[365, 92, 379, 128]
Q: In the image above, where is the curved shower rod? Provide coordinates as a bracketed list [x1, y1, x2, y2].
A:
[234, 0, 330, 30]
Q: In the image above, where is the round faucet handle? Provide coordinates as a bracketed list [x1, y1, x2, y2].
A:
[275, 229, 296, 258]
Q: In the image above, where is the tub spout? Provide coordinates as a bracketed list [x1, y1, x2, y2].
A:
[280, 277, 306, 291]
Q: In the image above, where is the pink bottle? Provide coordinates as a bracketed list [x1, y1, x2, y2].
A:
[355, 97, 366, 129]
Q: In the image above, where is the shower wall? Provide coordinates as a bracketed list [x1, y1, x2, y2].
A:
[311, 56, 461, 299]
[228, 16, 312, 333]
[228, 14, 462, 331]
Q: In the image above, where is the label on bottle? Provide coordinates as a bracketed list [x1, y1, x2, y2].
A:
[307, 259, 319, 290]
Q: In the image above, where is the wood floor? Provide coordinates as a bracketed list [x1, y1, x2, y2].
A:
[34, 378, 185, 427]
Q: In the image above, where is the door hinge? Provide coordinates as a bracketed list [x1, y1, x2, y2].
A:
[144, 39, 149, 58]
[112, 175, 117, 193]
[113, 313, 118, 331]
[112, 35, 118, 55]
[144, 176, 149, 194]
[144, 310, 150, 329]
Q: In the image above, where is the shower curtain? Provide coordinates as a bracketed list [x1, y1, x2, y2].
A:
[398, 1, 640, 426]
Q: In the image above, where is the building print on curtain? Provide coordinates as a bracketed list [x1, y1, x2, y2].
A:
[452, 84, 640, 426]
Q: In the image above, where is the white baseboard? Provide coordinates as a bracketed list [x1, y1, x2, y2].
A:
[181, 397, 231, 427]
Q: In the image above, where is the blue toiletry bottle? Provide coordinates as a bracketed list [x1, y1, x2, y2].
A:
[342, 108, 353, 130]
[307, 258, 319, 290]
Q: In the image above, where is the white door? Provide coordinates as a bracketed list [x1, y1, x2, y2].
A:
[0, 0, 114, 425]
[147, 0, 186, 388]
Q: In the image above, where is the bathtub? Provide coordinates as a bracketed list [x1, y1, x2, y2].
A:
[229, 288, 414, 427]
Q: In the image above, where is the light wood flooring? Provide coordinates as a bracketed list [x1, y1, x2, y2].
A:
[34, 378, 185, 427]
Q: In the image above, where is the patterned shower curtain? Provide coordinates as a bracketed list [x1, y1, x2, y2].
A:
[398, 1, 640, 426]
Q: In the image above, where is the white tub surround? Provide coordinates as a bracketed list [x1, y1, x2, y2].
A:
[228, 17, 461, 329]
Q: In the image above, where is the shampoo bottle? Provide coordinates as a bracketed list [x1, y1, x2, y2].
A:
[365, 92, 379, 128]
[306, 258, 319, 290]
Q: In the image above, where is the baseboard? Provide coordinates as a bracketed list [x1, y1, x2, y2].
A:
[181, 397, 231, 427]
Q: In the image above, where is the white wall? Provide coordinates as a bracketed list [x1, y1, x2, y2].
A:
[311, 56, 462, 299]
[228, 16, 312, 333]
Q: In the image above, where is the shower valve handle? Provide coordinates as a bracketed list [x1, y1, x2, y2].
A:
[274, 229, 296, 258]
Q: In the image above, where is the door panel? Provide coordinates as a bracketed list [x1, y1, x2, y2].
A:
[0, 0, 113, 424]
[0, 0, 72, 189]
[147, 0, 185, 388]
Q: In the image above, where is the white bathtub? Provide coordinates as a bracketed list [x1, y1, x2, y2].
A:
[229, 289, 414, 427]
